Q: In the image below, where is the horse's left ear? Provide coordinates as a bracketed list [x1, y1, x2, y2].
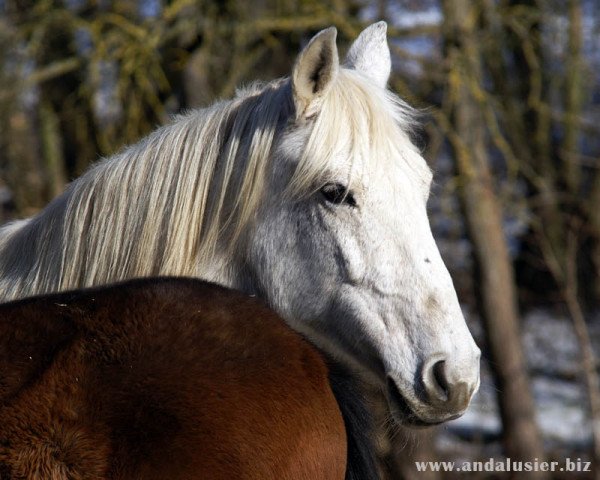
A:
[345, 21, 391, 88]
[292, 27, 339, 119]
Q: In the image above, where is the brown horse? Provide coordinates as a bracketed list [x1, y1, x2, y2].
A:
[0, 277, 346, 479]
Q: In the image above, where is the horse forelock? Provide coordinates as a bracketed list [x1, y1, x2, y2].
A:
[285, 68, 421, 199]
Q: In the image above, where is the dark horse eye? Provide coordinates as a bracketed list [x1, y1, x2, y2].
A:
[320, 183, 357, 207]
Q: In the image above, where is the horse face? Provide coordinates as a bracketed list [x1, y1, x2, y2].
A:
[246, 24, 480, 426]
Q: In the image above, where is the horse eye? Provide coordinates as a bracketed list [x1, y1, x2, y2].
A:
[320, 183, 357, 207]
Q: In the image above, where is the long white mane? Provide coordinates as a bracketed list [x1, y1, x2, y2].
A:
[0, 69, 414, 301]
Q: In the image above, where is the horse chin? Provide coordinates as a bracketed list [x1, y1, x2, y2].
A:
[384, 376, 461, 428]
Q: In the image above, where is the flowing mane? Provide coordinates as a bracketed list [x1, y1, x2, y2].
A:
[0, 69, 415, 302]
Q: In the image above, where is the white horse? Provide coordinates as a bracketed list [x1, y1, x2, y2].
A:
[0, 22, 480, 478]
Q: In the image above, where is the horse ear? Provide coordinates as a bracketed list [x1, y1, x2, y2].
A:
[292, 27, 339, 119]
[345, 21, 391, 88]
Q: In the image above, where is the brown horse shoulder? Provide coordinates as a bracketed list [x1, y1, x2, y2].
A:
[0, 278, 346, 479]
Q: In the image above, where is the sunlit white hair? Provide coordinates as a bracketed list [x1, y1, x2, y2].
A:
[0, 59, 415, 301]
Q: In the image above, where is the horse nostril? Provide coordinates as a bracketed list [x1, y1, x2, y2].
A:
[432, 360, 449, 401]
[422, 357, 450, 404]
[422, 357, 475, 414]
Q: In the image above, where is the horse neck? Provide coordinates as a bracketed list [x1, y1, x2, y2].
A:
[328, 363, 383, 480]
[193, 251, 247, 291]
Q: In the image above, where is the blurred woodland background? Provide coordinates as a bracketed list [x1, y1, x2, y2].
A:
[1, 0, 599, 478]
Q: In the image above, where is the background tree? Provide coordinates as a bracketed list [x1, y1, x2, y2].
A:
[441, 1, 546, 474]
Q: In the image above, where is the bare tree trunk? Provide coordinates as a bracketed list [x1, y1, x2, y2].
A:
[441, 1, 546, 475]
[5, 109, 47, 216]
[39, 100, 67, 198]
[562, 239, 600, 480]
[591, 174, 600, 300]
[563, 0, 583, 195]
[537, 222, 600, 479]
[553, 2, 600, 470]
[562, 0, 600, 304]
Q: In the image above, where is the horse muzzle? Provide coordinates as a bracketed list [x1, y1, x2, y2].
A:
[385, 349, 481, 426]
